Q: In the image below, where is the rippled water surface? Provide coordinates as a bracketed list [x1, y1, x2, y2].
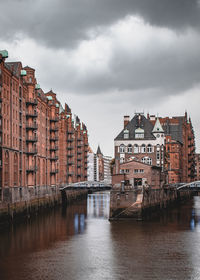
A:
[0, 192, 200, 280]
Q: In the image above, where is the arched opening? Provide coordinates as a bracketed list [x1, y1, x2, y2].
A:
[128, 144, 132, 153]
[134, 144, 139, 154]
[14, 153, 18, 186]
[119, 144, 125, 153]
[4, 151, 9, 186]
[141, 144, 146, 153]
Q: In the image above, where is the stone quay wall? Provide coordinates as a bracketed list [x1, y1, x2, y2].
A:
[0, 186, 88, 224]
[109, 186, 192, 220]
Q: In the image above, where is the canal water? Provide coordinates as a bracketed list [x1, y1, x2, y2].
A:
[0, 192, 200, 280]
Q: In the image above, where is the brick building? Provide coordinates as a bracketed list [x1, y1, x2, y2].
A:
[112, 160, 162, 189]
[113, 112, 195, 185]
[195, 154, 200, 181]
[0, 50, 88, 196]
[150, 113, 195, 184]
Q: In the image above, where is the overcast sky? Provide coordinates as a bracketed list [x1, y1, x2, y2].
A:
[1, 0, 200, 156]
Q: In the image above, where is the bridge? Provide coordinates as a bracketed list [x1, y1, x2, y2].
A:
[60, 181, 112, 191]
[175, 181, 200, 191]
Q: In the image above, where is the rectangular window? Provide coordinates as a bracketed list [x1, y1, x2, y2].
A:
[134, 169, 138, 173]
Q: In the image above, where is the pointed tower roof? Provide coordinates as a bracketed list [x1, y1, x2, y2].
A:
[152, 118, 164, 133]
[97, 145, 102, 155]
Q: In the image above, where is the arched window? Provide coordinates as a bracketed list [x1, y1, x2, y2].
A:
[157, 144, 160, 150]
[128, 144, 132, 153]
[147, 144, 152, 153]
[119, 145, 125, 153]
[14, 153, 18, 186]
[43, 159, 45, 185]
[37, 158, 40, 186]
[141, 144, 146, 153]
[142, 157, 146, 163]
[134, 144, 139, 154]
[4, 151, 9, 186]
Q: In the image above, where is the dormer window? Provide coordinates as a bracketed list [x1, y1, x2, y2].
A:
[124, 129, 129, 139]
[135, 128, 144, 139]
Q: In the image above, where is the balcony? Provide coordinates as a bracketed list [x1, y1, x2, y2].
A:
[77, 164, 82, 168]
[26, 122, 38, 130]
[50, 126, 59, 132]
[50, 169, 58, 174]
[26, 98, 38, 105]
[67, 153, 73, 158]
[77, 138, 82, 141]
[26, 110, 38, 118]
[67, 130, 74, 134]
[77, 151, 82, 155]
[67, 146, 73, 150]
[50, 117, 59, 122]
[50, 136, 58, 141]
[68, 161, 74, 165]
[26, 135, 38, 142]
[77, 143, 83, 148]
[50, 146, 58, 151]
[49, 156, 58, 161]
[68, 171, 74, 176]
[26, 166, 37, 173]
[26, 148, 37, 155]
[67, 139, 73, 143]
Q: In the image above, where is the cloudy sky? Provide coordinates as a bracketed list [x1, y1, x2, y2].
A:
[1, 0, 200, 156]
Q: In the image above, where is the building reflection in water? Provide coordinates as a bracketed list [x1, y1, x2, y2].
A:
[87, 192, 110, 219]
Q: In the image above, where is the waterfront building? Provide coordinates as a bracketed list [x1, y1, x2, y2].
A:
[113, 112, 195, 185]
[195, 153, 200, 181]
[152, 113, 195, 184]
[112, 159, 162, 189]
[114, 113, 165, 175]
[0, 50, 88, 197]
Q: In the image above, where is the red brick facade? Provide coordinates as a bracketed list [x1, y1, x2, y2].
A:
[195, 154, 200, 181]
[112, 160, 162, 189]
[0, 51, 88, 195]
[153, 114, 195, 184]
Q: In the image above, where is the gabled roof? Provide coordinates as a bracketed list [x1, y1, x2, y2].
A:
[152, 118, 164, 133]
[115, 114, 156, 141]
[5, 62, 22, 77]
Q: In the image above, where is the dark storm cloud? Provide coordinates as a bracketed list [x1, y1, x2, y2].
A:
[1, 0, 200, 48]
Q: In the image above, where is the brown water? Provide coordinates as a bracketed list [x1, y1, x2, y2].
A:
[0, 192, 200, 280]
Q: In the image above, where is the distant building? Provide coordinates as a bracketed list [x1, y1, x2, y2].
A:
[87, 145, 112, 183]
[113, 112, 195, 185]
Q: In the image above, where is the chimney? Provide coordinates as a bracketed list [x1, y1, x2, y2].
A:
[124, 116, 130, 128]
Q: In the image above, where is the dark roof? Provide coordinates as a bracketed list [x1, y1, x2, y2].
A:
[162, 117, 184, 144]
[5, 62, 21, 77]
[66, 104, 71, 113]
[115, 114, 156, 141]
[76, 116, 80, 123]
[97, 145, 102, 155]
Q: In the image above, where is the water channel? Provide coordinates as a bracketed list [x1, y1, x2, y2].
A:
[0, 191, 200, 280]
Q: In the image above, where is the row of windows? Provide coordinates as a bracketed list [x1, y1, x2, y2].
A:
[120, 157, 152, 165]
[120, 169, 145, 174]
[119, 144, 164, 154]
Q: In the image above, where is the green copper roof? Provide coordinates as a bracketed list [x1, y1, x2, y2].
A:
[47, 96, 53, 101]
[20, 70, 27, 76]
[35, 84, 40, 90]
[56, 103, 59, 108]
[0, 50, 8, 58]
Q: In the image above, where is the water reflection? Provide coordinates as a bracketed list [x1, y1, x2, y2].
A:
[87, 192, 110, 219]
[0, 193, 200, 280]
